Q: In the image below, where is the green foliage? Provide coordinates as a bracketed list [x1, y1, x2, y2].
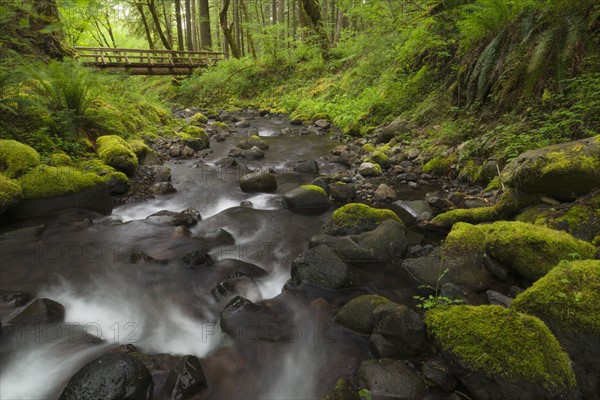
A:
[413, 268, 464, 310]
[0, 139, 41, 178]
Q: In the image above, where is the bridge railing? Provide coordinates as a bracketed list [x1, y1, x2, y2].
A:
[73, 47, 228, 67]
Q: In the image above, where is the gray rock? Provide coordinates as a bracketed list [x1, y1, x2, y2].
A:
[282, 186, 331, 214]
[425, 191, 452, 210]
[294, 159, 319, 174]
[358, 162, 382, 177]
[330, 182, 356, 202]
[487, 290, 513, 307]
[58, 352, 153, 400]
[396, 173, 418, 182]
[371, 304, 426, 358]
[236, 136, 269, 151]
[146, 208, 200, 227]
[314, 119, 331, 129]
[239, 171, 277, 193]
[440, 283, 480, 305]
[391, 200, 433, 226]
[8, 298, 64, 325]
[234, 120, 251, 128]
[290, 245, 353, 289]
[483, 253, 510, 280]
[422, 357, 456, 392]
[241, 146, 265, 160]
[357, 358, 427, 400]
[0, 225, 45, 240]
[335, 295, 390, 334]
[1, 291, 31, 308]
[150, 182, 176, 195]
[160, 355, 207, 399]
[374, 184, 397, 202]
[310, 177, 330, 195]
[151, 165, 172, 182]
[228, 147, 244, 157]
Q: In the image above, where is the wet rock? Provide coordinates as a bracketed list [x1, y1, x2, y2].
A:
[314, 119, 331, 129]
[396, 173, 418, 182]
[146, 209, 200, 227]
[422, 357, 456, 392]
[322, 203, 401, 236]
[334, 295, 390, 334]
[214, 157, 238, 169]
[58, 352, 153, 400]
[179, 250, 214, 269]
[0, 225, 45, 240]
[151, 165, 172, 182]
[150, 182, 176, 195]
[181, 146, 195, 157]
[311, 177, 330, 195]
[376, 118, 409, 144]
[240, 200, 252, 207]
[228, 147, 244, 157]
[239, 171, 277, 193]
[390, 200, 433, 226]
[483, 253, 510, 281]
[105, 174, 129, 195]
[294, 159, 320, 174]
[321, 378, 360, 400]
[160, 355, 207, 400]
[440, 283, 480, 305]
[290, 245, 353, 289]
[236, 136, 269, 151]
[1, 291, 31, 308]
[8, 298, 65, 325]
[234, 120, 251, 128]
[402, 248, 444, 288]
[487, 290, 513, 307]
[330, 182, 356, 202]
[312, 220, 407, 263]
[464, 198, 489, 209]
[374, 184, 397, 202]
[425, 191, 452, 211]
[282, 185, 331, 214]
[501, 135, 600, 201]
[357, 358, 427, 400]
[358, 162, 382, 177]
[371, 304, 427, 359]
[241, 146, 265, 160]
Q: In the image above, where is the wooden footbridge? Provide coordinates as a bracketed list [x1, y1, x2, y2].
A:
[73, 47, 228, 75]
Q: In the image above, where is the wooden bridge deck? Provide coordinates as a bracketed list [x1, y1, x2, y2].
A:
[73, 47, 227, 75]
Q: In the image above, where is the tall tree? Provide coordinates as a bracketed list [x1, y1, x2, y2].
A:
[146, 0, 173, 49]
[134, 2, 155, 49]
[185, 0, 194, 50]
[301, 0, 330, 57]
[198, 0, 212, 49]
[175, 0, 185, 50]
[220, 0, 241, 58]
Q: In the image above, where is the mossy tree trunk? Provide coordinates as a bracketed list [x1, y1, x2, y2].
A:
[220, 0, 242, 58]
[301, 0, 330, 59]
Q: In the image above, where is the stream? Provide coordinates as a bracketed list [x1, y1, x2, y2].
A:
[0, 114, 441, 399]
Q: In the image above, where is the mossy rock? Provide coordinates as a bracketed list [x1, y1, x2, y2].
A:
[440, 222, 494, 291]
[0, 139, 41, 178]
[431, 190, 541, 228]
[361, 143, 376, 154]
[189, 112, 208, 126]
[516, 193, 600, 242]
[426, 305, 579, 399]
[127, 139, 152, 157]
[369, 151, 390, 168]
[483, 221, 595, 282]
[511, 260, 600, 399]
[17, 166, 103, 200]
[179, 126, 210, 150]
[282, 185, 331, 214]
[0, 174, 23, 213]
[423, 156, 455, 176]
[48, 153, 73, 166]
[323, 203, 401, 236]
[321, 378, 359, 400]
[512, 260, 600, 334]
[501, 135, 600, 201]
[334, 294, 390, 334]
[96, 135, 138, 175]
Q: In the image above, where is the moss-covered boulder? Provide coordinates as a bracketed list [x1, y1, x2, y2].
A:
[423, 156, 455, 176]
[13, 166, 111, 217]
[334, 294, 390, 334]
[96, 135, 138, 175]
[517, 192, 600, 242]
[180, 126, 210, 151]
[282, 184, 331, 214]
[322, 203, 401, 236]
[426, 305, 580, 400]
[358, 162, 382, 177]
[440, 222, 494, 292]
[501, 135, 600, 202]
[189, 112, 208, 126]
[236, 135, 269, 151]
[290, 245, 353, 289]
[321, 378, 360, 400]
[512, 260, 600, 400]
[0, 139, 41, 178]
[483, 221, 595, 282]
[0, 174, 23, 214]
[430, 190, 541, 228]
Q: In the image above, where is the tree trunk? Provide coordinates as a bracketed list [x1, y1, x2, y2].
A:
[175, 0, 185, 51]
[146, 0, 172, 49]
[240, 0, 256, 59]
[272, 0, 277, 24]
[220, 0, 241, 58]
[161, 0, 173, 46]
[135, 3, 155, 49]
[185, 0, 194, 50]
[301, 0, 330, 56]
[191, 0, 199, 51]
[199, 0, 212, 49]
[32, 0, 69, 58]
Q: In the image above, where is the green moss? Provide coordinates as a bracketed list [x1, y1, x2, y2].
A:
[18, 166, 102, 200]
[212, 121, 230, 130]
[313, 112, 330, 120]
[101, 170, 128, 185]
[458, 160, 483, 183]
[542, 152, 599, 176]
[485, 176, 502, 191]
[483, 221, 596, 281]
[426, 305, 577, 392]
[128, 139, 153, 157]
[431, 190, 540, 228]
[181, 125, 208, 139]
[290, 111, 309, 122]
[554, 205, 594, 231]
[48, 153, 73, 166]
[0, 139, 41, 178]
[189, 112, 208, 126]
[78, 159, 116, 174]
[370, 151, 389, 167]
[299, 184, 327, 196]
[96, 135, 138, 174]
[333, 203, 400, 227]
[0, 174, 23, 211]
[423, 156, 455, 176]
[361, 143, 376, 153]
[512, 260, 600, 334]
[592, 235, 600, 246]
[442, 222, 487, 259]
[250, 135, 261, 140]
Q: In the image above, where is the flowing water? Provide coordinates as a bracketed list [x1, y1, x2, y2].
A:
[0, 115, 440, 399]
